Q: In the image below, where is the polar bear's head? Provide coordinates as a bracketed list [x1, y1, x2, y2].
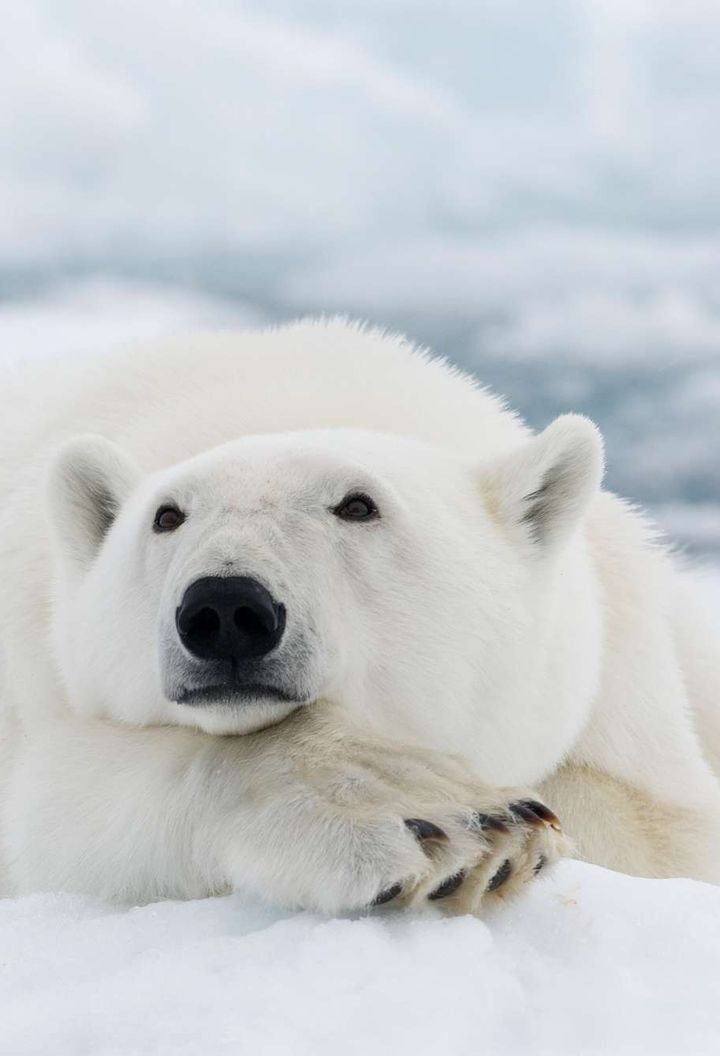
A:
[46, 420, 602, 778]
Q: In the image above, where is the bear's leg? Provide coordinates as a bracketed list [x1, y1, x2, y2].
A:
[2, 703, 566, 911]
[539, 762, 720, 883]
[573, 502, 720, 882]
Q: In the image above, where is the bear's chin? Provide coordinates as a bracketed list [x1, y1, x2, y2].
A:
[172, 696, 305, 736]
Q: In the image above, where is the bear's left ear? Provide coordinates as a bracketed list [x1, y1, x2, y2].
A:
[46, 435, 141, 573]
[480, 415, 604, 553]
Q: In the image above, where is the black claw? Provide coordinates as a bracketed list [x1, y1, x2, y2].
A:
[487, 858, 513, 892]
[405, 818, 448, 842]
[471, 812, 510, 834]
[428, 871, 465, 901]
[509, 802, 546, 828]
[511, 800, 561, 831]
[534, 855, 547, 876]
[372, 882, 403, 906]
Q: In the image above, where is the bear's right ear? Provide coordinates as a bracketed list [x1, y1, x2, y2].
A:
[46, 435, 141, 573]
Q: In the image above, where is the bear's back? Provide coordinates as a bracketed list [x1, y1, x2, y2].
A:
[0, 319, 526, 502]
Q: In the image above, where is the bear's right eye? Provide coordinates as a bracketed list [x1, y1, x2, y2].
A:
[153, 504, 185, 534]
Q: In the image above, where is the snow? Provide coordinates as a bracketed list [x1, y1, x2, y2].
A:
[2, 861, 719, 1055]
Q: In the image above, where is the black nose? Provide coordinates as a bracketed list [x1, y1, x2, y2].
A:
[176, 576, 286, 662]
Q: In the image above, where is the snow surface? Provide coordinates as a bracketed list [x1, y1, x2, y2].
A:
[2, 861, 719, 1056]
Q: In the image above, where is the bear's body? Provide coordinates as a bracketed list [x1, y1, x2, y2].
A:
[1, 320, 718, 908]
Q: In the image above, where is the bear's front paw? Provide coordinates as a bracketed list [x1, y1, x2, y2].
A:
[365, 794, 565, 914]
[226, 708, 567, 915]
[282, 729, 568, 914]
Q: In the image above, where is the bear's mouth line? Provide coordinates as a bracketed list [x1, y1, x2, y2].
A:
[175, 683, 302, 707]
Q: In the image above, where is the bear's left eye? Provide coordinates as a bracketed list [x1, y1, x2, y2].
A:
[153, 504, 186, 533]
[332, 492, 380, 522]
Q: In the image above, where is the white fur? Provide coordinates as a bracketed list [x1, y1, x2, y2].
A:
[1, 320, 718, 909]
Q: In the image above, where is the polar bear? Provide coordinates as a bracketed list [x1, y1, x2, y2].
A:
[0, 319, 718, 911]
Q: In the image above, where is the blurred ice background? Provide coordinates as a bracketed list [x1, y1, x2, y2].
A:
[1, 0, 719, 556]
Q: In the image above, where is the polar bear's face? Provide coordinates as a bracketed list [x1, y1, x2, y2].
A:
[46, 421, 602, 755]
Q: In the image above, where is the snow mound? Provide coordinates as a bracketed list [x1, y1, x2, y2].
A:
[2, 861, 719, 1056]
